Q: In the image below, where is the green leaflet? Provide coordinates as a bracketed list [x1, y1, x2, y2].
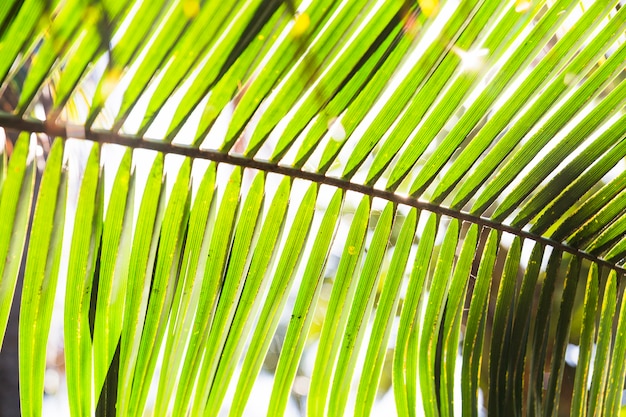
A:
[328, 202, 395, 416]
[604, 275, 626, 416]
[86, 0, 169, 127]
[0, 0, 21, 31]
[451, 14, 626, 211]
[366, 0, 514, 186]
[383, 0, 546, 191]
[604, 236, 626, 263]
[172, 166, 242, 415]
[312, 2, 436, 175]
[166, 0, 294, 141]
[201, 176, 291, 415]
[393, 212, 437, 417]
[0, 132, 6, 188]
[404, 0, 583, 197]
[191, 171, 266, 415]
[505, 242, 544, 414]
[342, 0, 483, 181]
[269, 188, 343, 416]
[18, 138, 66, 417]
[553, 170, 626, 243]
[191, 7, 287, 146]
[585, 211, 626, 257]
[308, 195, 371, 417]
[127, 158, 191, 416]
[462, 228, 499, 417]
[488, 236, 521, 416]
[112, 0, 205, 130]
[419, 218, 459, 417]
[405, 318, 420, 417]
[586, 270, 617, 415]
[16, 0, 86, 114]
[527, 250, 562, 415]
[494, 82, 626, 225]
[439, 223, 478, 417]
[50, 2, 132, 118]
[438, 4, 625, 208]
[139, 0, 243, 132]
[273, 6, 410, 164]
[142, 0, 265, 137]
[0, 133, 35, 346]
[153, 162, 216, 416]
[293, 25, 414, 170]
[530, 117, 626, 236]
[221, 0, 354, 152]
[0, 0, 53, 85]
[117, 153, 164, 417]
[543, 256, 581, 417]
[227, 182, 318, 417]
[92, 148, 132, 398]
[570, 264, 599, 417]
[355, 207, 417, 417]
[567, 187, 626, 250]
[248, 0, 405, 158]
[64, 143, 102, 417]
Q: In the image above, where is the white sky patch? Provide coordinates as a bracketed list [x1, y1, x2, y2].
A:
[121, 58, 172, 135]
[327, 117, 346, 141]
[515, 0, 532, 14]
[452, 46, 490, 72]
[200, 100, 233, 150]
[170, 93, 209, 146]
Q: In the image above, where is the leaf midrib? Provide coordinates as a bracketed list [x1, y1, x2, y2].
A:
[1, 113, 623, 275]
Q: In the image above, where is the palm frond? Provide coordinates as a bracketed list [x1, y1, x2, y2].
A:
[0, 0, 624, 416]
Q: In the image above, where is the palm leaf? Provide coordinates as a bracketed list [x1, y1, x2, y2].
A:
[0, 0, 624, 416]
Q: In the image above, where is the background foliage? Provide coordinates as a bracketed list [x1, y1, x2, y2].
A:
[0, 0, 624, 416]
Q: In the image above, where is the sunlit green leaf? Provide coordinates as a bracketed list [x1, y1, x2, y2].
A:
[18, 138, 66, 417]
[506, 242, 544, 414]
[269, 188, 343, 416]
[229, 182, 317, 417]
[462, 228, 499, 417]
[604, 276, 626, 416]
[528, 250, 562, 415]
[154, 162, 216, 416]
[440, 223, 478, 417]
[419, 218, 459, 416]
[118, 153, 164, 416]
[201, 176, 291, 415]
[127, 158, 190, 415]
[328, 202, 394, 416]
[570, 264, 599, 417]
[308, 195, 370, 417]
[172, 166, 242, 415]
[0, 1, 624, 416]
[488, 236, 521, 416]
[586, 269, 617, 415]
[0, 132, 34, 346]
[544, 256, 581, 417]
[190, 171, 265, 414]
[356, 207, 417, 416]
[93, 148, 132, 398]
[394, 212, 437, 417]
[64, 142, 102, 417]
